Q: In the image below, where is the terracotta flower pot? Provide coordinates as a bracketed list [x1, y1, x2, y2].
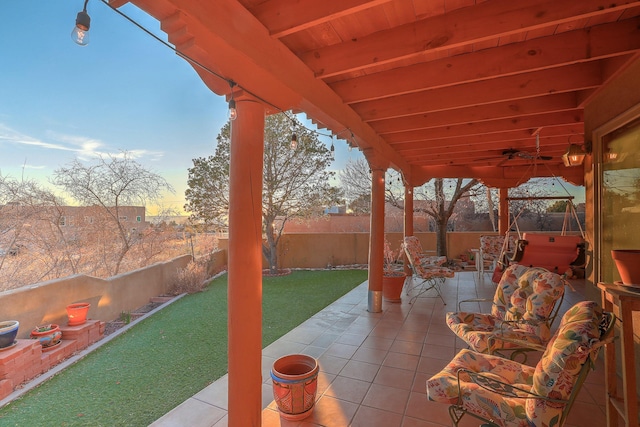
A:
[0, 320, 19, 350]
[270, 354, 319, 421]
[30, 324, 62, 351]
[66, 302, 91, 326]
[611, 249, 640, 286]
[383, 273, 406, 302]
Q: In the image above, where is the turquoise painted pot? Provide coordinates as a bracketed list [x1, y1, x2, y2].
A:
[30, 324, 62, 350]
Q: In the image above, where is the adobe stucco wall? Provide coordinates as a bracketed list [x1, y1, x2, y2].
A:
[0, 250, 227, 339]
[220, 232, 515, 269]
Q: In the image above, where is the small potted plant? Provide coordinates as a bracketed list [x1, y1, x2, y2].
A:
[383, 239, 406, 302]
[30, 323, 62, 351]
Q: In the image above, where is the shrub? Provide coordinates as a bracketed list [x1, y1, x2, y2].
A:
[169, 260, 209, 295]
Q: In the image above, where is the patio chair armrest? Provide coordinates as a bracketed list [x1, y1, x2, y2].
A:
[457, 298, 492, 312]
[486, 334, 547, 354]
[456, 369, 567, 404]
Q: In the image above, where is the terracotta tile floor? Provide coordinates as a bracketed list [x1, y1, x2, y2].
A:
[150, 271, 609, 427]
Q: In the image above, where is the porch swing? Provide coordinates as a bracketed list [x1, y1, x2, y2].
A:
[506, 195, 586, 276]
[492, 131, 586, 277]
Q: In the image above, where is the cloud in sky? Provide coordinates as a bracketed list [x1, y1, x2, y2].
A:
[0, 124, 164, 164]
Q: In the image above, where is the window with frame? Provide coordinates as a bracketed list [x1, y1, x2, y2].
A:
[599, 116, 640, 284]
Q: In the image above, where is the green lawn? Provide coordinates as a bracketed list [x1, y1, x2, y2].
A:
[0, 269, 366, 427]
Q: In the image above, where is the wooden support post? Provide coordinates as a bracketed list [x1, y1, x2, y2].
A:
[228, 97, 264, 426]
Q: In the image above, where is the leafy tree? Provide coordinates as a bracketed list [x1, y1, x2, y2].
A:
[339, 158, 480, 256]
[548, 200, 568, 212]
[185, 113, 339, 273]
[52, 151, 174, 275]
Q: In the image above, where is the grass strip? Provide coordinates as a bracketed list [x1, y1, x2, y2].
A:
[0, 269, 366, 426]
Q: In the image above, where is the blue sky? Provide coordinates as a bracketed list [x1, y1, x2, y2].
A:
[0, 1, 359, 215]
[0, 2, 582, 215]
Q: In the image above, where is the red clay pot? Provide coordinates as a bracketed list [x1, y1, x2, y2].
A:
[66, 302, 91, 326]
[383, 274, 405, 302]
[611, 249, 640, 286]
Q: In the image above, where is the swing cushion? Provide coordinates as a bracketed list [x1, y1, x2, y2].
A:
[516, 233, 583, 275]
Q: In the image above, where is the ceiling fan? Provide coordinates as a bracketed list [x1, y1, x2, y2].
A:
[500, 148, 552, 161]
[490, 132, 553, 166]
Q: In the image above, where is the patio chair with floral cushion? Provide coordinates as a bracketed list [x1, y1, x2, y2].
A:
[402, 236, 454, 305]
[427, 300, 615, 427]
[446, 264, 566, 361]
[478, 234, 516, 279]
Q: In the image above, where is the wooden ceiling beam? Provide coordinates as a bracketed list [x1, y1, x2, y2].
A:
[128, 0, 411, 174]
[331, 17, 640, 103]
[250, 0, 393, 38]
[382, 110, 583, 143]
[395, 136, 574, 158]
[369, 93, 578, 134]
[409, 163, 584, 187]
[352, 62, 601, 121]
[388, 124, 584, 151]
[301, 0, 640, 77]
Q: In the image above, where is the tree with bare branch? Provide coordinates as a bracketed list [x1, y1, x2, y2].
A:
[339, 158, 481, 256]
[51, 151, 174, 275]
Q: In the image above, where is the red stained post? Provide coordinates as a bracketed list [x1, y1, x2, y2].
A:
[228, 97, 265, 426]
[403, 185, 414, 277]
[368, 167, 385, 312]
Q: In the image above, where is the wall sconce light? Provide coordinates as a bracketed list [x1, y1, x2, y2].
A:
[561, 143, 586, 167]
[72, 0, 91, 46]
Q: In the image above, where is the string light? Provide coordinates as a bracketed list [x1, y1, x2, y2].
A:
[330, 135, 335, 159]
[227, 81, 237, 121]
[71, 0, 91, 46]
[84, 1, 361, 144]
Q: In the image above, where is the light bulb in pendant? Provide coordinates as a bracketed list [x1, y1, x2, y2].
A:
[71, 10, 91, 46]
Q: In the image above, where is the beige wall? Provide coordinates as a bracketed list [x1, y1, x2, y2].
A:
[219, 232, 571, 270]
[0, 250, 227, 339]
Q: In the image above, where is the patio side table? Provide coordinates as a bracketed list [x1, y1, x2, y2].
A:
[597, 282, 640, 427]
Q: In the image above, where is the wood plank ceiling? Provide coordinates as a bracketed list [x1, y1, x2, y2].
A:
[117, 0, 640, 187]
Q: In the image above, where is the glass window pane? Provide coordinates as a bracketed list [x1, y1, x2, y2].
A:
[600, 117, 640, 284]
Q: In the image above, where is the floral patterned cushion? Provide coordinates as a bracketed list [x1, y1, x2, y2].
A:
[491, 264, 530, 318]
[428, 301, 604, 427]
[527, 301, 602, 422]
[403, 236, 454, 279]
[446, 265, 565, 353]
[480, 235, 516, 261]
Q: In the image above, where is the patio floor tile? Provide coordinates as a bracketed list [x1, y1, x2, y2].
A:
[151, 272, 604, 427]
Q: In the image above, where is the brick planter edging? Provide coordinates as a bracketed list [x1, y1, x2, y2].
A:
[0, 320, 104, 402]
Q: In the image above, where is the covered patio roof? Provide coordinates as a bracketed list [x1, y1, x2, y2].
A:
[111, 0, 640, 187]
[106, 1, 640, 425]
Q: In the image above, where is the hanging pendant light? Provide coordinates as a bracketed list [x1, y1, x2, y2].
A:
[71, 0, 91, 46]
